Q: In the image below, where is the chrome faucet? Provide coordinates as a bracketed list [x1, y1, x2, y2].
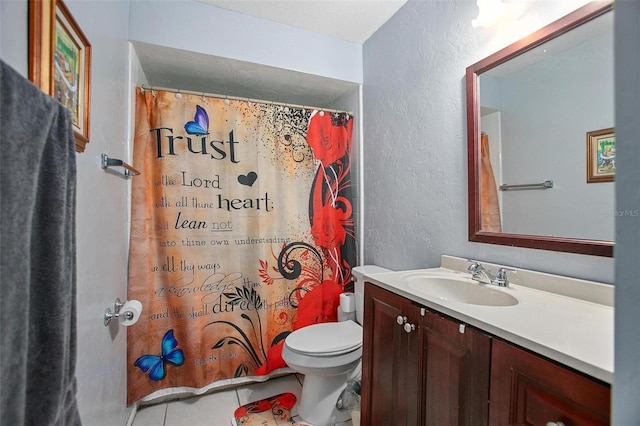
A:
[467, 261, 515, 287]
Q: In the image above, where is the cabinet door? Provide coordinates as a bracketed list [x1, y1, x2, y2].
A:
[416, 308, 491, 426]
[489, 339, 611, 426]
[362, 283, 417, 426]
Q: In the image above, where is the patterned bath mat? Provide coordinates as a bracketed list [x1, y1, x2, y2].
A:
[233, 392, 300, 425]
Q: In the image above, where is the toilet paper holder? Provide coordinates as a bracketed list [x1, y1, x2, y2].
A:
[104, 298, 135, 326]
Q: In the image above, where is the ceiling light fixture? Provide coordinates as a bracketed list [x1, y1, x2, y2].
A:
[472, 0, 506, 28]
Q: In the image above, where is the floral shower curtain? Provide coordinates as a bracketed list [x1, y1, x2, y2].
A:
[480, 133, 502, 232]
[127, 89, 355, 404]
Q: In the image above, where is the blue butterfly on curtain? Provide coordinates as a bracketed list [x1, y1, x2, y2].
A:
[134, 329, 185, 381]
[184, 105, 209, 136]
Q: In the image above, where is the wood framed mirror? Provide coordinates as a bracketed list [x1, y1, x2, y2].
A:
[466, 1, 614, 257]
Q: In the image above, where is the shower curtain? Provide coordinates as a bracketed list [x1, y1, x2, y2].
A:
[480, 133, 502, 232]
[127, 89, 355, 404]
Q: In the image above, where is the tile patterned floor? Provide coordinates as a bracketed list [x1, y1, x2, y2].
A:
[132, 374, 354, 426]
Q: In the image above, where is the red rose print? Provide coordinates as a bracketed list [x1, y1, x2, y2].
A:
[310, 203, 351, 250]
[278, 393, 297, 409]
[255, 340, 287, 376]
[293, 280, 342, 330]
[257, 400, 271, 411]
[307, 112, 352, 165]
[234, 406, 247, 418]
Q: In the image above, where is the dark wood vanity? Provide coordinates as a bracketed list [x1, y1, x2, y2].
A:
[361, 283, 611, 425]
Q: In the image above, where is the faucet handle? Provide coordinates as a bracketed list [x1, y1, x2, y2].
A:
[495, 267, 516, 286]
[496, 267, 516, 276]
[467, 260, 483, 273]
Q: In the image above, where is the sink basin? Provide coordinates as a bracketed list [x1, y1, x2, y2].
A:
[406, 275, 518, 306]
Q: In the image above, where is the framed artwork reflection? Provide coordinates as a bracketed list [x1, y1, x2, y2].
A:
[29, 0, 91, 152]
[587, 127, 615, 183]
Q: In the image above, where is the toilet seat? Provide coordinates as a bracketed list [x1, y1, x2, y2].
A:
[282, 320, 363, 425]
[285, 320, 362, 356]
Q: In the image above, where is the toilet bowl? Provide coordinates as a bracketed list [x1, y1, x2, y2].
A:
[282, 320, 362, 425]
[282, 265, 390, 426]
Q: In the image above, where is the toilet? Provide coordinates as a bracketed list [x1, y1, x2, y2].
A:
[282, 265, 390, 425]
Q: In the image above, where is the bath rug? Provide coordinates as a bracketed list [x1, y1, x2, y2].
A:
[233, 392, 300, 425]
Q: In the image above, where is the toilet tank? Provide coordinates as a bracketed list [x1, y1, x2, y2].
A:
[352, 265, 391, 324]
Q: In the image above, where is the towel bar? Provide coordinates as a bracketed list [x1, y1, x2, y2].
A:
[500, 180, 553, 191]
[101, 153, 140, 177]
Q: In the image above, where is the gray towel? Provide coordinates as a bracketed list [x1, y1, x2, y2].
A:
[1, 60, 81, 425]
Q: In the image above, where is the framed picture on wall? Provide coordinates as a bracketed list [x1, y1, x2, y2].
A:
[28, 0, 92, 152]
[586, 127, 615, 183]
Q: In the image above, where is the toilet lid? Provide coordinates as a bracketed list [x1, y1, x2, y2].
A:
[286, 320, 362, 356]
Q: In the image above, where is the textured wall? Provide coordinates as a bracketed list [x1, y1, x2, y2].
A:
[362, 0, 614, 283]
[0, 1, 28, 73]
[63, 1, 134, 423]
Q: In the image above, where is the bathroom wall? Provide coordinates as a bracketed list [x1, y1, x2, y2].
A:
[0, 1, 28, 73]
[362, 0, 615, 284]
[55, 1, 134, 423]
[1, 0, 135, 424]
[613, 1, 640, 422]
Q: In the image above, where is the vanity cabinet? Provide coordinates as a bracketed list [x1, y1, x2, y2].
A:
[361, 283, 491, 425]
[360, 282, 417, 425]
[361, 282, 611, 426]
[489, 339, 610, 426]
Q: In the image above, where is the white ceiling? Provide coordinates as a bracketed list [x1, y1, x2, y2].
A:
[134, 0, 406, 108]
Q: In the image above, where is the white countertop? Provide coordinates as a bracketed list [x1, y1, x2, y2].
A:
[361, 256, 614, 384]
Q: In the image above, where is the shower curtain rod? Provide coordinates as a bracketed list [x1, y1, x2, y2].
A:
[139, 85, 353, 116]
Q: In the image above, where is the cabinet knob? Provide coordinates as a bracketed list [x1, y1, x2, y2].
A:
[404, 323, 416, 333]
[396, 315, 407, 325]
[546, 422, 565, 426]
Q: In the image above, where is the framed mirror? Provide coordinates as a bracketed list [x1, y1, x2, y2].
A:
[466, 1, 614, 257]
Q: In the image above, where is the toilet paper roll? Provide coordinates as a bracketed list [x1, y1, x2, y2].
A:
[119, 300, 143, 326]
[340, 293, 356, 313]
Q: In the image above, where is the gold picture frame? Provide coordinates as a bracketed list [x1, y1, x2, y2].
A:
[29, 0, 91, 152]
[586, 127, 615, 183]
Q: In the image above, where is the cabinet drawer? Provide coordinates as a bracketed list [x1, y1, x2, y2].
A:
[489, 339, 610, 426]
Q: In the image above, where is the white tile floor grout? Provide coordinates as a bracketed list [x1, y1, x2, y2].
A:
[132, 374, 353, 426]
